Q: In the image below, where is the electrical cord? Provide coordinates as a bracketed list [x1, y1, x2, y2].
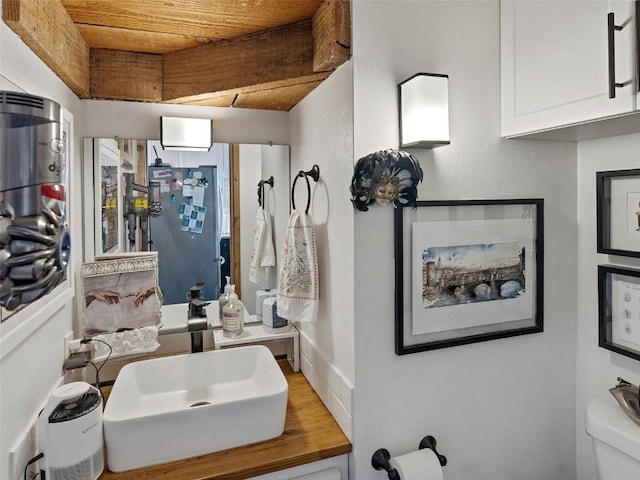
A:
[87, 361, 104, 400]
[81, 338, 112, 399]
[24, 452, 43, 480]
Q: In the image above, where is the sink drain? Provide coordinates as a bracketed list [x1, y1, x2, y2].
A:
[190, 401, 211, 407]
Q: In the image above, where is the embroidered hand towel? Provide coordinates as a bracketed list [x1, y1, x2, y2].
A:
[261, 209, 276, 268]
[277, 210, 318, 323]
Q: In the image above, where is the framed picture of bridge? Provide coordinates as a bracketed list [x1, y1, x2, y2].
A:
[394, 199, 544, 355]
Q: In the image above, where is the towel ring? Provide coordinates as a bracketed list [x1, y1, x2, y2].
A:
[291, 165, 320, 214]
[257, 176, 274, 207]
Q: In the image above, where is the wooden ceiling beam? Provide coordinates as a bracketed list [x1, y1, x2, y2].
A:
[177, 94, 237, 109]
[163, 20, 315, 102]
[2, 0, 90, 97]
[167, 72, 331, 111]
[2, 0, 350, 109]
[162, 0, 349, 109]
[232, 79, 326, 110]
[312, 0, 351, 72]
[60, 0, 324, 40]
[77, 24, 214, 55]
[89, 48, 162, 102]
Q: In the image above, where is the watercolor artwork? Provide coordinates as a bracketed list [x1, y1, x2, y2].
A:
[421, 242, 525, 309]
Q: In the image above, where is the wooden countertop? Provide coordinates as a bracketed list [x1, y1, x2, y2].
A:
[100, 361, 352, 480]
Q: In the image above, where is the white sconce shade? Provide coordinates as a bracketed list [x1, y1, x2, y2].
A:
[398, 73, 450, 149]
[160, 116, 213, 151]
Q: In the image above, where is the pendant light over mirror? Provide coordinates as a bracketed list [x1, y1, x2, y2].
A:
[160, 116, 213, 151]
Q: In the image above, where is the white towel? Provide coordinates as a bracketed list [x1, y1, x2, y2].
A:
[249, 207, 276, 284]
[277, 210, 318, 323]
[92, 326, 160, 362]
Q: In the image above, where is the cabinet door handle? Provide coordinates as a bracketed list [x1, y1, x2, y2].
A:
[607, 12, 625, 98]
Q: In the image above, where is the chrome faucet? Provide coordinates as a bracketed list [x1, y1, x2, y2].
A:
[187, 283, 211, 353]
[614, 377, 640, 411]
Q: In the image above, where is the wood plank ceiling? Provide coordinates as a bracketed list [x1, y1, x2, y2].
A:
[2, 0, 351, 110]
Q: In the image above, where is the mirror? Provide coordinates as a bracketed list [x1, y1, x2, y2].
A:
[83, 138, 290, 317]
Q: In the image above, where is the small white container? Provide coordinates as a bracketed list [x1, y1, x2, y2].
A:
[262, 297, 291, 333]
[256, 289, 277, 318]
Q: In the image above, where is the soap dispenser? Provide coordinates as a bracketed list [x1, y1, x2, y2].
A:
[218, 276, 232, 318]
[222, 286, 245, 338]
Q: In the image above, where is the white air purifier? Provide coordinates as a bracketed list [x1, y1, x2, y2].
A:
[37, 382, 104, 480]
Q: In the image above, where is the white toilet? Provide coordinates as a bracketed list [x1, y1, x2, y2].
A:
[585, 392, 640, 479]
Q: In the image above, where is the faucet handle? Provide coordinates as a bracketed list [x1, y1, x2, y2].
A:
[188, 297, 209, 318]
[187, 282, 206, 302]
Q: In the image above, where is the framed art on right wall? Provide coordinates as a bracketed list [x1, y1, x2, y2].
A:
[394, 199, 544, 355]
[598, 264, 640, 362]
[597, 168, 640, 258]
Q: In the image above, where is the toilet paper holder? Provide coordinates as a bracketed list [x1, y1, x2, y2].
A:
[371, 435, 447, 480]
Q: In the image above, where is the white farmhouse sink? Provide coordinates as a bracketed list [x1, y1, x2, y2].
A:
[103, 345, 288, 472]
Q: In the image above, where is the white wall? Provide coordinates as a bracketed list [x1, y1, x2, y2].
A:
[575, 132, 640, 480]
[351, 1, 578, 479]
[80, 100, 289, 146]
[0, 14, 83, 480]
[289, 61, 355, 439]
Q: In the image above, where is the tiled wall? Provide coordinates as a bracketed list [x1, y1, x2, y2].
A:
[298, 331, 353, 441]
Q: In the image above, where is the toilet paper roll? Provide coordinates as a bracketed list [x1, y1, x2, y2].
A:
[389, 449, 443, 480]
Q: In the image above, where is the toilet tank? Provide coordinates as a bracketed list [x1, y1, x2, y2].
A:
[585, 393, 640, 480]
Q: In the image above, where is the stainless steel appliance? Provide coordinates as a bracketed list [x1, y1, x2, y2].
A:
[148, 165, 220, 303]
[0, 91, 70, 311]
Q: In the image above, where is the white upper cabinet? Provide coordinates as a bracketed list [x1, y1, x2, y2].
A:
[501, 0, 637, 137]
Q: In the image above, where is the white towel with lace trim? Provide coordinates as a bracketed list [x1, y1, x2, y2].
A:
[277, 210, 318, 323]
[249, 207, 276, 284]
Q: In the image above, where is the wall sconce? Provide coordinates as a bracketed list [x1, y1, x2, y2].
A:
[160, 116, 213, 151]
[398, 73, 450, 149]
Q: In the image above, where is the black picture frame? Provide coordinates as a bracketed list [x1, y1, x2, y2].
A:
[598, 264, 640, 362]
[394, 199, 544, 355]
[597, 168, 640, 258]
